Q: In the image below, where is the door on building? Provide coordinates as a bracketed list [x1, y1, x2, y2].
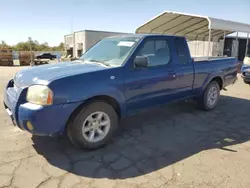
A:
[67, 48, 73, 57]
[77, 50, 83, 57]
[223, 38, 233, 57]
[238, 39, 247, 61]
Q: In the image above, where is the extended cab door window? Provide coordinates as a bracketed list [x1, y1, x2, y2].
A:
[174, 37, 191, 65]
[136, 39, 170, 67]
[172, 37, 194, 97]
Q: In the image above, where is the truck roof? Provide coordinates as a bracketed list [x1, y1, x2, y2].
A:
[108, 34, 185, 39]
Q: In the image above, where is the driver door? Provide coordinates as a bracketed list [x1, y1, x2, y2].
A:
[124, 37, 178, 113]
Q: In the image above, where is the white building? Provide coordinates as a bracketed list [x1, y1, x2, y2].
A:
[64, 30, 130, 58]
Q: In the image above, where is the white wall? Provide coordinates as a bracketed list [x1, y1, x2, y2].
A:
[65, 35, 73, 48]
[188, 41, 221, 57]
[74, 31, 86, 57]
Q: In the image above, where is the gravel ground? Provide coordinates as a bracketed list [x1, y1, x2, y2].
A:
[0, 66, 250, 188]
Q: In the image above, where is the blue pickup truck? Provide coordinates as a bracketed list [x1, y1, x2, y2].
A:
[4, 34, 238, 149]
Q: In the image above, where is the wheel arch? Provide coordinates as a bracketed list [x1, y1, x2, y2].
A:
[65, 95, 122, 132]
[210, 76, 223, 90]
[202, 72, 224, 91]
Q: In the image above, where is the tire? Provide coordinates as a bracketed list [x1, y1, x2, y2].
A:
[197, 81, 220, 111]
[244, 80, 250, 84]
[67, 101, 118, 150]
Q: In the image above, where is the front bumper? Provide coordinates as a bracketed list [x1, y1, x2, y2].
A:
[17, 102, 80, 135]
[3, 82, 81, 136]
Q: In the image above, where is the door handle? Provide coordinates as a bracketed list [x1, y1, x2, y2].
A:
[168, 71, 176, 79]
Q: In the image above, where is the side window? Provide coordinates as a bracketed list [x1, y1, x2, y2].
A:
[136, 39, 170, 67]
[138, 40, 154, 56]
[155, 40, 167, 51]
[175, 37, 190, 65]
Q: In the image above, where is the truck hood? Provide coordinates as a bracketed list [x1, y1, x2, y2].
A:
[14, 62, 107, 88]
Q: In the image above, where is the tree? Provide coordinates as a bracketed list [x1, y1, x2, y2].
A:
[37, 42, 50, 51]
[58, 42, 64, 50]
[0, 41, 10, 49]
[51, 42, 64, 51]
[13, 42, 30, 51]
[1, 39, 64, 51]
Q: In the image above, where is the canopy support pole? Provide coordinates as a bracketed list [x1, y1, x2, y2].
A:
[222, 31, 226, 56]
[245, 33, 249, 56]
[236, 32, 239, 58]
[203, 41, 205, 56]
[208, 29, 211, 56]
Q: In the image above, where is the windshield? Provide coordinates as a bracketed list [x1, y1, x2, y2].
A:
[79, 36, 140, 66]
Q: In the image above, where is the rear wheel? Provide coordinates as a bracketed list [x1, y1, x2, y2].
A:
[197, 81, 220, 111]
[67, 101, 118, 150]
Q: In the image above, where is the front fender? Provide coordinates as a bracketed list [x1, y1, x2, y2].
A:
[80, 86, 127, 116]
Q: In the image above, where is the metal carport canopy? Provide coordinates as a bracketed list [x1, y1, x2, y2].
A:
[136, 11, 250, 41]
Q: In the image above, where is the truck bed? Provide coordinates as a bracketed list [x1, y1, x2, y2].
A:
[192, 56, 238, 93]
[192, 56, 236, 62]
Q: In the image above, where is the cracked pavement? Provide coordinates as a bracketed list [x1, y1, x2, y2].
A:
[1, 66, 250, 188]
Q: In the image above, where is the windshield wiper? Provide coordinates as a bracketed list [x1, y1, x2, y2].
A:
[88, 59, 111, 67]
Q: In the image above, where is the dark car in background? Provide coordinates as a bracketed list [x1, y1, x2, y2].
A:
[241, 55, 250, 84]
[241, 70, 250, 84]
[36, 53, 56, 60]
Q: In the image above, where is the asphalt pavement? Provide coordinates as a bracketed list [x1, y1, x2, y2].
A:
[1, 66, 250, 188]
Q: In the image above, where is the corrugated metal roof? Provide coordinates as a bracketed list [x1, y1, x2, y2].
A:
[136, 11, 250, 41]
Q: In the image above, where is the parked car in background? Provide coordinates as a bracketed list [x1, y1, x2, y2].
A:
[36, 53, 56, 60]
[241, 55, 250, 84]
[4, 34, 238, 150]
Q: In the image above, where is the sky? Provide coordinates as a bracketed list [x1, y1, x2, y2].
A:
[0, 0, 250, 46]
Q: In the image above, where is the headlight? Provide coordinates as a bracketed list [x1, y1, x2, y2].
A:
[26, 85, 53, 105]
[243, 57, 250, 65]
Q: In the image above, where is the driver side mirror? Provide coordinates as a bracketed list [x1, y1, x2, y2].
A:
[134, 56, 148, 68]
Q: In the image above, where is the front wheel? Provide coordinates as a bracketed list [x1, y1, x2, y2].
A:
[67, 101, 118, 150]
[197, 81, 220, 111]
